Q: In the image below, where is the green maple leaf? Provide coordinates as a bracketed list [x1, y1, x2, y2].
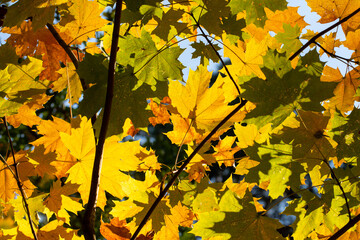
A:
[263, 49, 292, 78]
[0, 43, 19, 70]
[275, 24, 302, 56]
[228, 0, 287, 26]
[117, 30, 184, 87]
[0, 57, 49, 116]
[152, 8, 190, 40]
[241, 65, 336, 128]
[3, 0, 68, 30]
[244, 138, 295, 199]
[191, 41, 221, 65]
[134, 192, 171, 232]
[331, 108, 360, 160]
[78, 53, 168, 136]
[191, 0, 231, 36]
[191, 190, 284, 239]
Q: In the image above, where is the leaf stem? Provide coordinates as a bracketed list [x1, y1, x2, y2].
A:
[131, 99, 247, 240]
[289, 7, 360, 60]
[2, 117, 38, 240]
[82, 1, 123, 239]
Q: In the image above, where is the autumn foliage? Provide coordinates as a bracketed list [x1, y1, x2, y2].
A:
[0, 0, 360, 239]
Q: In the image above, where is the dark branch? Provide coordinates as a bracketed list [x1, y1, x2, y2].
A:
[46, 23, 88, 91]
[328, 214, 360, 240]
[82, 1, 123, 239]
[2, 117, 38, 240]
[189, 12, 241, 95]
[289, 7, 360, 60]
[131, 99, 248, 240]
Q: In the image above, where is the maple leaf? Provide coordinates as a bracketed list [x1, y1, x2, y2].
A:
[305, 0, 360, 34]
[58, 0, 108, 44]
[191, 190, 284, 239]
[321, 66, 360, 114]
[264, 7, 308, 33]
[117, 30, 184, 87]
[6, 93, 50, 128]
[3, 21, 75, 81]
[3, 0, 68, 30]
[100, 218, 132, 240]
[223, 37, 267, 79]
[168, 65, 245, 132]
[52, 62, 83, 105]
[43, 180, 79, 214]
[0, 151, 35, 203]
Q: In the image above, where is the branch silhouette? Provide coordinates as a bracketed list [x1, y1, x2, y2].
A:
[2, 117, 38, 240]
[131, 98, 248, 240]
[82, 1, 123, 239]
[289, 7, 360, 60]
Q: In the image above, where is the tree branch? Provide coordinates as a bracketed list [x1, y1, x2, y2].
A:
[82, 1, 123, 239]
[289, 7, 360, 60]
[131, 99, 248, 240]
[2, 117, 38, 240]
[329, 214, 360, 240]
[189, 12, 241, 95]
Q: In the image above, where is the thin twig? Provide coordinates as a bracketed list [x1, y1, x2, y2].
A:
[82, 1, 123, 239]
[296, 111, 351, 220]
[315, 42, 359, 64]
[131, 99, 247, 240]
[289, 7, 360, 60]
[189, 12, 241, 95]
[2, 117, 38, 240]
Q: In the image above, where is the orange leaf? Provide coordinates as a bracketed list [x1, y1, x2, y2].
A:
[100, 218, 132, 240]
[264, 7, 308, 33]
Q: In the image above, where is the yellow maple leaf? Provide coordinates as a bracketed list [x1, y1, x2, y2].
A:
[59, 0, 108, 44]
[234, 123, 271, 148]
[60, 116, 160, 208]
[52, 62, 83, 105]
[343, 29, 360, 61]
[306, 0, 360, 34]
[223, 37, 267, 79]
[32, 117, 77, 178]
[212, 136, 241, 167]
[264, 7, 308, 33]
[165, 114, 201, 145]
[168, 65, 245, 132]
[234, 157, 260, 175]
[155, 202, 194, 240]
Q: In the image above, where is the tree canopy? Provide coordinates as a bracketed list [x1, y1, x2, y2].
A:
[0, 0, 360, 239]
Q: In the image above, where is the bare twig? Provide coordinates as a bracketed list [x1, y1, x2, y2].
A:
[131, 99, 248, 240]
[315, 42, 359, 64]
[2, 117, 38, 240]
[289, 7, 360, 60]
[296, 111, 351, 220]
[189, 12, 241, 95]
[82, 1, 123, 239]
